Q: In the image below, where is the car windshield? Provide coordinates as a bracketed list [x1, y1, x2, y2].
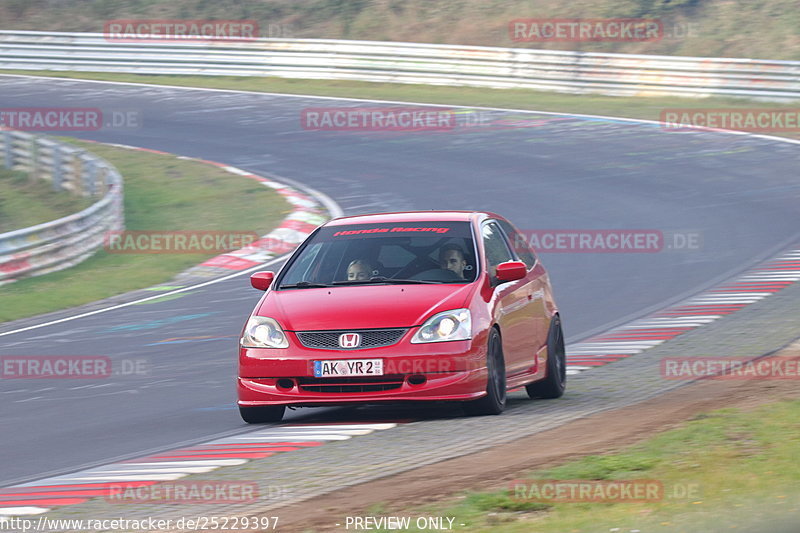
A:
[278, 221, 477, 288]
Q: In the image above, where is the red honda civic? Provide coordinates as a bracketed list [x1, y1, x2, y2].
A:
[238, 211, 565, 423]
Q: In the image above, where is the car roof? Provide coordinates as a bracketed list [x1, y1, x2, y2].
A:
[325, 211, 501, 226]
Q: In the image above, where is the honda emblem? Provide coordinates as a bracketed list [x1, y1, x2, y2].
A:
[339, 333, 361, 348]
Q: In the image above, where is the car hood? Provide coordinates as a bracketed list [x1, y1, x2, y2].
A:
[257, 284, 474, 330]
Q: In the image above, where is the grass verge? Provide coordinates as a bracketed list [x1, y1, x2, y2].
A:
[1, 70, 798, 141]
[0, 167, 93, 232]
[0, 140, 291, 322]
[375, 399, 800, 532]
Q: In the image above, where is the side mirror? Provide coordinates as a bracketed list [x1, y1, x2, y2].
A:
[250, 271, 275, 291]
[496, 261, 527, 282]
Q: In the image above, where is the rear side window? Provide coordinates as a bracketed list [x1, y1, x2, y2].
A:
[497, 219, 537, 269]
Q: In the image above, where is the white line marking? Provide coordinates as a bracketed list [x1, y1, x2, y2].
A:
[261, 429, 374, 435]
[40, 473, 189, 482]
[572, 341, 665, 347]
[744, 274, 800, 279]
[741, 274, 800, 279]
[567, 349, 643, 355]
[0, 507, 49, 516]
[82, 467, 220, 475]
[686, 298, 765, 304]
[743, 270, 800, 275]
[224, 434, 354, 441]
[739, 278, 800, 283]
[624, 323, 711, 329]
[116, 460, 248, 467]
[689, 292, 771, 298]
[238, 428, 376, 435]
[281, 423, 397, 430]
[566, 368, 590, 375]
[632, 316, 720, 324]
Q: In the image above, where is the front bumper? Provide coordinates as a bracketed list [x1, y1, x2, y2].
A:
[238, 336, 487, 406]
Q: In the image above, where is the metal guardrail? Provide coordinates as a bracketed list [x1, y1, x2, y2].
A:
[0, 30, 799, 101]
[0, 130, 124, 284]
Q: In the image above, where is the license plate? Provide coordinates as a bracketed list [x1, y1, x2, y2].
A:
[313, 359, 383, 377]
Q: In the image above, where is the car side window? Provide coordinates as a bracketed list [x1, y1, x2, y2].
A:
[482, 222, 514, 285]
[497, 219, 537, 269]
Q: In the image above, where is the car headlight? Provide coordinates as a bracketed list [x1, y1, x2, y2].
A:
[241, 316, 289, 348]
[411, 309, 472, 344]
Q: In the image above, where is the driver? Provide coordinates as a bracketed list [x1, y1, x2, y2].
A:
[438, 244, 468, 280]
[346, 259, 376, 281]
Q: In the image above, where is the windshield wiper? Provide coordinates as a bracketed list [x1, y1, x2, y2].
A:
[279, 281, 331, 289]
[332, 276, 438, 285]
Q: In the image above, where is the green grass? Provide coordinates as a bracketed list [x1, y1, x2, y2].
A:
[370, 399, 800, 532]
[1, 70, 798, 143]
[0, 168, 93, 232]
[0, 140, 292, 322]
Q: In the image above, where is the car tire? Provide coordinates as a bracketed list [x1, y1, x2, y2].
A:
[464, 328, 506, 416]
[526, 315, 566, 399]
[239, 405, 286, 424]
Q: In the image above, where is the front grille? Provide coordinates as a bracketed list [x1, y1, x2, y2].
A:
[295, 328, 406, 350]
[297, 375, 405, 393]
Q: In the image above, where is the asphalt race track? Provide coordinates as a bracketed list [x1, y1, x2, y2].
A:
[1, 76, 799, 488]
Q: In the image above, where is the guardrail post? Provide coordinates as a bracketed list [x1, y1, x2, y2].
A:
[3, 131, 12, 169]
[52, 144, 63, 191]
[71, 151, 83, 196]
[99, 164, 110, 193]
[84, 156, 97, 197]
[29, 135, 39, 182]
[106, 168, 117, 190]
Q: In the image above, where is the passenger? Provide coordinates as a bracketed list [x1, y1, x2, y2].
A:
[438, 244, 468, 280]
[346, 259, 376, 281]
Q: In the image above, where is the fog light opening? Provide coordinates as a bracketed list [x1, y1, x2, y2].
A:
[276, 378, 295, 391]
[407, 374, 427, 386]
